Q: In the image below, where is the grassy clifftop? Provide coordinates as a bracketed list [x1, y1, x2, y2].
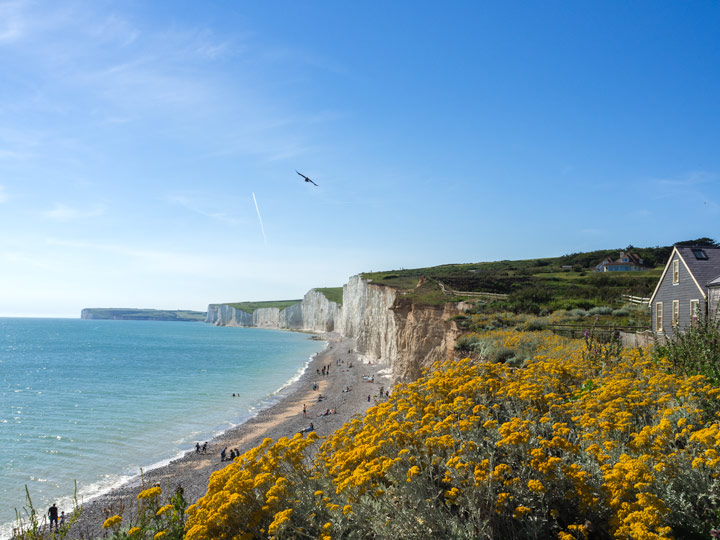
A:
[361, 246, 668, 312]
[221, 288, 344, 313]
[224, 300, 302, 314]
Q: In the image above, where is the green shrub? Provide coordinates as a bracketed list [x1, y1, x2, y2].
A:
[520, 317, 548, 332]
[588, 306, 613, 316]
[653, 318, 720, 385]
[488, 346, 515, 363]
[611, 308, 630, 317]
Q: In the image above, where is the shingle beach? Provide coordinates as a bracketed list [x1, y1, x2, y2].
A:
[67, 333, 389, 539]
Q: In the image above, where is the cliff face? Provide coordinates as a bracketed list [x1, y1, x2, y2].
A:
[390, 299, 461, 382]
[206, 305, 253, 326]
[206, 276, 460, 384]
[336, 276, 398, 368]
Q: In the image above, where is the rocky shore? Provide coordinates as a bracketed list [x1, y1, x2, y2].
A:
[67, 333, 389, 539]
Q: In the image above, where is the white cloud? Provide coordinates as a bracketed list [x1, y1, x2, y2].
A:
[654, 170, 715, 188]
[164, 194, 244, 225]
[43, 203, 105, 221]
[0, 0, 26, 43]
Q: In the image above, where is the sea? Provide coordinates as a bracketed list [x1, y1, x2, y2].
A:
[0, 317, 325, 538]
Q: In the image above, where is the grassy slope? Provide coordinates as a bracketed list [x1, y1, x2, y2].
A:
[361, 246, 668, 310]
[314, 287, 343, 305]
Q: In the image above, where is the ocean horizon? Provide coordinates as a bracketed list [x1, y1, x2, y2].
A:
[0, 317, 325, 539]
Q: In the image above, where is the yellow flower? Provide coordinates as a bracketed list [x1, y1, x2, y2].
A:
[137, 486, 162, 499]
[156, 504, 173, 516]
[268, 508, 293, 535]
[102, 515, 122, 529]
[406, 465, 421, 482]
[512, 505, 531, 519]
[154, 531, 167, 540]
[528, 479, 545, 493]
[342, 504, 353, 515]
[128, 527, 141, 536]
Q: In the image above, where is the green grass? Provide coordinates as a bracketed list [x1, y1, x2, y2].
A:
[361, 246, 669, 313]
[224, 300, 302, 314]
[314, 287, 344, 305]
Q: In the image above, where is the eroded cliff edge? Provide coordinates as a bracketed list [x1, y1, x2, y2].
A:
[206, 275, 461, 383]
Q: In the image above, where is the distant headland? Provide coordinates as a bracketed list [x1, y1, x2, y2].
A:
[80, 308, 207, 322]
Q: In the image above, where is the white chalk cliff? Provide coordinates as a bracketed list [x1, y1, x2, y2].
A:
[206, 275, 461, 383]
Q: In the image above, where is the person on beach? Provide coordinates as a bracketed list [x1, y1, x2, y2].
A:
[221, 447, 227, 461]
[195, 442, 200, 454]
[48, 503, 59, 530]
[59, 511, 65, 527]
[303, 404, 307, 418]
[202, 441, 207, 454]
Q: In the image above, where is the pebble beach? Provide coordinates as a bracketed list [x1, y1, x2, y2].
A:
[66, 333, 389, 539]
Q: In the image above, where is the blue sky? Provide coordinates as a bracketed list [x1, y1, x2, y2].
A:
[1, 1, 719, 317]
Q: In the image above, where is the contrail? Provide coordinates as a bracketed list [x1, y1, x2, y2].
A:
[252, 192, 267, 246]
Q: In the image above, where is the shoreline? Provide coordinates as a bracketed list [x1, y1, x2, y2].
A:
[66, 332, 389, 539]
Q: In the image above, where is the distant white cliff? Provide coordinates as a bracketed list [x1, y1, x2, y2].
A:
[206, 275, 461, 384]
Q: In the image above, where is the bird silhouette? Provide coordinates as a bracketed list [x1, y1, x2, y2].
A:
[296, 170, 318, 186]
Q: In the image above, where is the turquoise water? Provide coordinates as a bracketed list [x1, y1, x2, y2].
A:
[0, 318, 324, 537]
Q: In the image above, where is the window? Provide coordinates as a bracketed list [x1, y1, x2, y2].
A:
[690, 299, 700, 320]
[692, 248, 708, 260]
[621, 257, 629, 262]
[672, 300, 680, 326]
[673, 260, 679, 284]
[656, 302, 663, 332]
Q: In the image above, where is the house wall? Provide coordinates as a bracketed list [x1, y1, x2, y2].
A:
[652, 254, 706, 337]
[709, 287, 720, 323]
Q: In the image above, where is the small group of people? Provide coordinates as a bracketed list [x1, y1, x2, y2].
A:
[316, 364, 331, 377]
[362, 374, 375, 383]
[195, 441, 208, 454]
[47, 503, 65, 530]
[318, 408, 337, 417]
[220, 446, 240, 462]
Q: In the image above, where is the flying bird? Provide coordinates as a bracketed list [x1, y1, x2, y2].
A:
[296, 170, 318, 186]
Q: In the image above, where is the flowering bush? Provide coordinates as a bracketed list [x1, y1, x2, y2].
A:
[101, 483, 187, 540]
[182, 328, 720, 539]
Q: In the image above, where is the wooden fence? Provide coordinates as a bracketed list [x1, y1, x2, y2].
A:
[548, 324, 650, 343]
[622, 294, 651, 305]
[437, 281, 509, 301]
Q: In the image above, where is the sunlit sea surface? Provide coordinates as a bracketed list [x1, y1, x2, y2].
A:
[0, 318, 324, 538]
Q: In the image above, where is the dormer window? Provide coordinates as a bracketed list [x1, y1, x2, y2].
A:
[621, 258, 629, 262]
[692, 248, 708, 260]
